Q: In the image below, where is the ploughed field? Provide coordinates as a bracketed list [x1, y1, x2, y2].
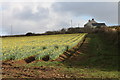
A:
[1, 33, 87, 61]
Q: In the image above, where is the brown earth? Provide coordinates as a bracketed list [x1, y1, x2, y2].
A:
[2, 60, 82, 78]
[2, 63, 63, 78]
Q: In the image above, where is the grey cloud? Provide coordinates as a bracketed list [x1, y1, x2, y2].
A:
[14, 6, 49, 21]
[52, 2, 118, 25]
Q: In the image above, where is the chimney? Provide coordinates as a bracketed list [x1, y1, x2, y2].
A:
[92, 18, 94, 21]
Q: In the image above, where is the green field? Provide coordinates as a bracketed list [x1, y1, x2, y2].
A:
[1, 33, 87, 61]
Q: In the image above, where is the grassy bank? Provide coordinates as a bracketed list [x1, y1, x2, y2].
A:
[85, 34, 118, 71]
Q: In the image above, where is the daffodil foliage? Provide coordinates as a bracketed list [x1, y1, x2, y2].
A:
[1, 33, 87, 61]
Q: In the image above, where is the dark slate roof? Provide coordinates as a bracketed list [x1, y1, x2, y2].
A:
[92, 23, 106, 26]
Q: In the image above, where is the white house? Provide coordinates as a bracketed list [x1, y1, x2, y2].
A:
[84, 19, 106, 28]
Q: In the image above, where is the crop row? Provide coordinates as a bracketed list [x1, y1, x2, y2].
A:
[1, 33, 87, 61]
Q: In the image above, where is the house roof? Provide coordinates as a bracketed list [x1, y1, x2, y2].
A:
[92, 23, 106, 26]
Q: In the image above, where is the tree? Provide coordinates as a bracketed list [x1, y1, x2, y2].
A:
[26, 32, 33, 36]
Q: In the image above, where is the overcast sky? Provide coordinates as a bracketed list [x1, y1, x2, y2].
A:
[0, 2, 118, 35]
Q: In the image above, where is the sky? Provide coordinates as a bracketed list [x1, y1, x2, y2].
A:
[0, 1, 119, 35]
